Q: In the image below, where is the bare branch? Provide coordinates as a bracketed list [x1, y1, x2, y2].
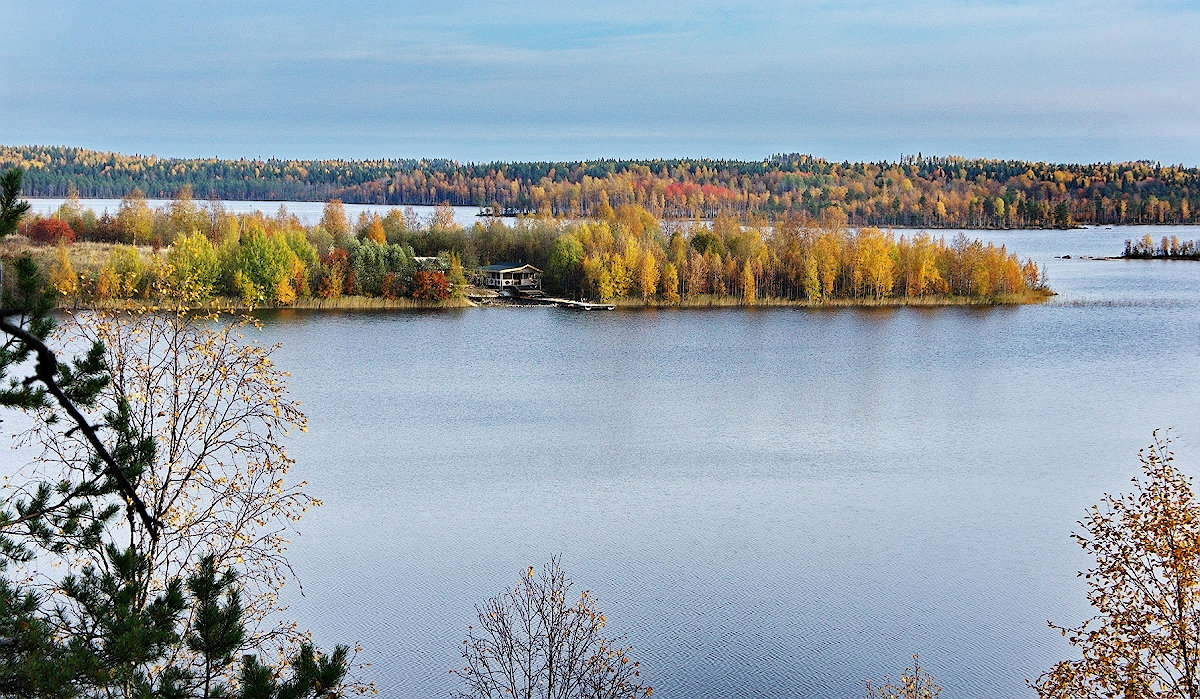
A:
[0, 307, 160, 539]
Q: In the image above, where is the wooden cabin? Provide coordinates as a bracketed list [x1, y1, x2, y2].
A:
[480, 263, 543, 291]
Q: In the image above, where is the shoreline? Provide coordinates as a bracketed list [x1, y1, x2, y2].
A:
[22, 197, 1200, 231]
[57, 289, 1054, 313]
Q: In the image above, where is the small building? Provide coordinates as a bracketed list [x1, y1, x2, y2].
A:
[480, 263, 543, 291]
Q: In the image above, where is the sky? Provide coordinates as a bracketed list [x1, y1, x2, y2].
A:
[2, 1, 1198, 164]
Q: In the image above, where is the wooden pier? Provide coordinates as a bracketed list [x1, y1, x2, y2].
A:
[549, 298, 615, 311]
[509, 292, 614, 310]
[472, 286, 615, 310]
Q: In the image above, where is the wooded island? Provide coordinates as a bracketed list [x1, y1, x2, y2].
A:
[8, 185, 1049, 308]
[1123, 233, 1200, 259]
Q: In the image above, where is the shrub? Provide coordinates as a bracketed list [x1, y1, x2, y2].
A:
[412, 270, 450, 301]
[455, 557, 650, 699]
[27, 217, 75, 245]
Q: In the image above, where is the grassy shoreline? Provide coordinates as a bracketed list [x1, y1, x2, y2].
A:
[609, 290, 1054, 309]
[55, 289, 1052, 313]
[57, 295, 475, 312]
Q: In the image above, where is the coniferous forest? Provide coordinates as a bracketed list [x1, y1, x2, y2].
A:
[4, 145, 1198, 228]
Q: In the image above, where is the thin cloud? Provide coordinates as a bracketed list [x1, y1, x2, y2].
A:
[0, 1, 1197, 163]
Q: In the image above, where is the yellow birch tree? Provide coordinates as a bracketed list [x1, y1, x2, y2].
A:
[741, 259, 756, 304]
[1036, 433, 1200, 699]
[48, 242, 78, 297]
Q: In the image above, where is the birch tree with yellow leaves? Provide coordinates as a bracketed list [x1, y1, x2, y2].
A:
[21, 307, 317, 667]
[48, 242, 78, 297]
[865, 656, 941, 699]
[1036, 433, 1200, 699]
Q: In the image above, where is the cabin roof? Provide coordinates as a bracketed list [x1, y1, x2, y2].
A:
[480, 263, 542, 273]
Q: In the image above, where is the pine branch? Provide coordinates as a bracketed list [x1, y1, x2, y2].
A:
[0, 309, 160, 540]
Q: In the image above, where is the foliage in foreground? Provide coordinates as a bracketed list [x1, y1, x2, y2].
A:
[34, 306, 316, 642]
[0, 266, 350, 699]
[455, 557, 650, 699]
[865, 655, 941, 699]
[1036, 432, 1200, 699]
[0, 167, 352, 697]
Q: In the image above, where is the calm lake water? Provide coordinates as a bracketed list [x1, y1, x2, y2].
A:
[242, 225, 1199, 698]
[2, 223, 1198, 697]
[25, 198, 484, 229]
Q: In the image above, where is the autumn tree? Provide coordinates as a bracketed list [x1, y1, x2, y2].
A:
[364, 215, 386, 245]
[27, 218, 75, 245]
[813, 232, 841, 298]
[19, 309, 325, 682]
[92, 245, 147, 299]
[660, 262, 680, 304]
[430, 202, 459, 231]
[167, 231, 221, 297]
[412, 270, 451, 301]
[684, 250, 707, 299]
[163, 184, 207, 243]
[865, 656, 941, 699]
[48, 243, 79, 297]
[226, 226, 303, 303]
[116, 188, 154, 245]
[545, 235, 584, 296]
[741, 259, 756, 304]
[448, 252, 468, 298]
[318, 199, 349, 242]
[636, 250, 658, 301]
[668, 230, 687, 266]
[855, 228, 895, 299]
[315, 249, 349, 299]
[1036, 432, 1200, 699]
[455, 557, 650, 699]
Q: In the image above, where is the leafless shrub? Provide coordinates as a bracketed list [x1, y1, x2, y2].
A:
[454, 557, 651, 699]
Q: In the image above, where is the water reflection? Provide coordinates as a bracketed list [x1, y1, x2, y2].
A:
[251, 235, 1200, 698]
[0, 224, 1194, 698]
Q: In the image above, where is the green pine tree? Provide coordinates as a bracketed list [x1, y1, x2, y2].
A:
[0, 168, 350, 699]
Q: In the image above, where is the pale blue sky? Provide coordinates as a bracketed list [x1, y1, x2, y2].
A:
[2, 1, 1198, 163]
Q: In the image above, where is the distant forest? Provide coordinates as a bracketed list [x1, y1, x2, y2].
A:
[4, 145, 1198, 228]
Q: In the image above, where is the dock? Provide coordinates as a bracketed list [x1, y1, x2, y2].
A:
[471, 285, 615, 310]
[549, 298, 615, 311]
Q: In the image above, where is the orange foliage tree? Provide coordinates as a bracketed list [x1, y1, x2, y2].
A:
[865, 655, 941, 699]
[27, 217, 75, 245]
[412, 270, 450, 301]
[1036, 433, 1200, 699]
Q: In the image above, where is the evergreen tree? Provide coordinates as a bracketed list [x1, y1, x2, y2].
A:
[0, 170, 350, 698]
[0, 169, 30, 238]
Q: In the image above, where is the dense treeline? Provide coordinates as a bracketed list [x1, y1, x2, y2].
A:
[4, 145, 1198, 229]
[540, 205, 1046, 303]
[1124, 233, 1200, 259]
[21, 189, 469, 305]
[15, 188, 1048, 306]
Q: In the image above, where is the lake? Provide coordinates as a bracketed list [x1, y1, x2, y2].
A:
[240, 225, 1199, 697]
[25, 197, 485, 229]
[1, 222, 1197, 697]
